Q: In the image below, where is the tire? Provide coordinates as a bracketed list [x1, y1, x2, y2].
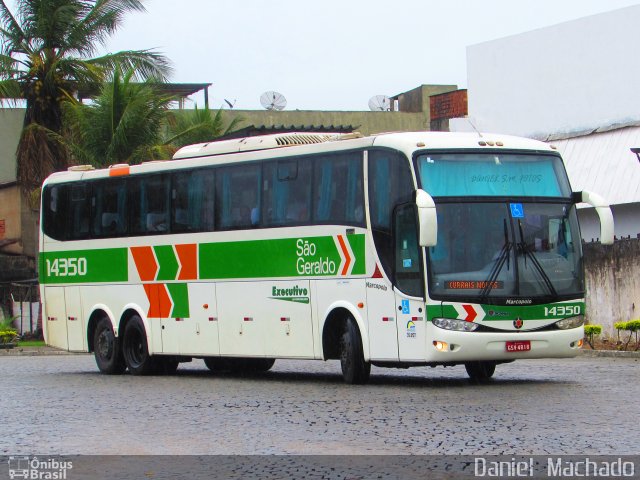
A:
[246, 358, 275, 372]
[93, 317, 126, 374]
[465, 361, 496, 382]
[340, 317, 371, 384]
[157, 357, 179, 374]
[122, 315, 157, 375]
[204, 357, 227, 371]
[206, 357, 275, 373]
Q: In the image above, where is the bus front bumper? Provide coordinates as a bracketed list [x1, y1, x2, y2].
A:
[424, 323, 584, 363]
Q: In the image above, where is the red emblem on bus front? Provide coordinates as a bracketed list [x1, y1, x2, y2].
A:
[513, 318, 524, 329]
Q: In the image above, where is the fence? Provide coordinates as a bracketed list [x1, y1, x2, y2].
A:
[0, 279, 40, 335]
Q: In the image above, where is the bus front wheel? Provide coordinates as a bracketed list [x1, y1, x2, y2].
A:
[93, 317, 126, 374]
[122, 315, 157, 375]
[465, 361, 496, 382]
[340, 317, 371, 384]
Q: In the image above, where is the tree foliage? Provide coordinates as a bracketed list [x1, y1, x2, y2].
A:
[64, 69, 244, 166]
[0, 0, 171, 190]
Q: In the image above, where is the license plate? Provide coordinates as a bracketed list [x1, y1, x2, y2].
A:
[506, 340, 531, 352]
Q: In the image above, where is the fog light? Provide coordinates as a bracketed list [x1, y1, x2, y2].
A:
[433, 341, 449, 351]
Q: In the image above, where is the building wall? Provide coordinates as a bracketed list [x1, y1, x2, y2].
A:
[467, 5, 640, 139]
[225, 109, 428, 135]
[0, 109, 24, 184]
[583, 238, 640, 337]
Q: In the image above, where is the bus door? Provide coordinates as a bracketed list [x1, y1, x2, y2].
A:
[64, 287, 85, 351]
[217, 282, 266, 357]
[394, 204, 427, 361]
[264, 280, 314, 358]
[43, 287, 68, 349]
[183, 283, 220, 356]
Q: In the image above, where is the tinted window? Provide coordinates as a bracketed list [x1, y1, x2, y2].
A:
[92, 179, 127, 237]
[216, 164, 261, 230]
[172, 169, 215, 233]
[368, 150, 414, 279]
[263, 159, 312, 227]
[129, 174, 170, 235]
[42, 184, 69, 240]
[68, 184, 90, 240]
[313, 152, 364, 225]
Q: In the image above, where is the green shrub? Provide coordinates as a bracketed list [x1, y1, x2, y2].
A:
[0, 329, 18, 344]
[583, 324, 602, 349]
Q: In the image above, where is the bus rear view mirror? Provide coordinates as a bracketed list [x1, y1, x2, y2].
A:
[416, 189, 437, 247]
[573, 190, 614, 245]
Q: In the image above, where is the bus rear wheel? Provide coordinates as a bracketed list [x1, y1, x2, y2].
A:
[93, 317, 126, 374]
[340, 317, 371, 384]
[122, 315, 157, 375]
[465, 361, 496, 382]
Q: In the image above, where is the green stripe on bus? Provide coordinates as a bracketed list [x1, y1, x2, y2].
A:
[39, 248, 128, 284]
[167, 283, 189, 318]
[154, 245, 179, 281]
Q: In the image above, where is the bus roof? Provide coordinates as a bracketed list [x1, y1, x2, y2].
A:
[43, 131, 557, 185]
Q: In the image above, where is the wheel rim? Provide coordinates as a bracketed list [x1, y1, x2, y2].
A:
[96, 328, 113, 360]
[125, 327, 145, 368]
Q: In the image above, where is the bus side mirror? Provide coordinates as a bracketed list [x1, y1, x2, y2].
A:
[416, 189, 438, 247]
[573, 190, 614, 245]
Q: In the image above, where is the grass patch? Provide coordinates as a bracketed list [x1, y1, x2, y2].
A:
[17, 340, 46, 347]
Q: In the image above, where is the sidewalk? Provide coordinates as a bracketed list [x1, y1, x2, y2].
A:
[1, 345, 87, 356]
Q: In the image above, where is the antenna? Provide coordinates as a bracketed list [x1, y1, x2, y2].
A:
[368, 95, 391, 111]
[260, 91, 287, 110]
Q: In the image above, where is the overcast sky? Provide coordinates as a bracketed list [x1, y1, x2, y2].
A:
[11, 0, 640, 110]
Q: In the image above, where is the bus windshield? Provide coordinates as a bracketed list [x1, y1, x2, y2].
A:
[416, 152, 572, 198]
[416, 153, 582, 303]
[426, 202, 583, 302]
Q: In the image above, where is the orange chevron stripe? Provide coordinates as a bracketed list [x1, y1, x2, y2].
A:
[131, 246, 158, 282]
[176, 243, 197, 280]
[337, 235, 352, 276]
[144, 283, 173, 318]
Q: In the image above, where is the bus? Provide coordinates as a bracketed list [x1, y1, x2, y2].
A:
[39, 131, 614, 383]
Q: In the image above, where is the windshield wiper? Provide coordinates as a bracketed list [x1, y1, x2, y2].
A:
[517, 219, 558, 298]
[479, 219, 511, 301]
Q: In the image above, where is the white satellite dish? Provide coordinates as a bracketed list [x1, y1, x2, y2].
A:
[260, 91, 287, 111]
[368, 95, 391, 111]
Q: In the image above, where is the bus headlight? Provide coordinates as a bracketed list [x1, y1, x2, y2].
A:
[433, 318, 479, 332]
[555, 315, 585, 330]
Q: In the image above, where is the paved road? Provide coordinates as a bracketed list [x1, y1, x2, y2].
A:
[1, 354, 639, 456]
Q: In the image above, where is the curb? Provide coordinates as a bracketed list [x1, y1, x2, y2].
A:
[579, 349, 640, 358]
[1, 346, 88, 357]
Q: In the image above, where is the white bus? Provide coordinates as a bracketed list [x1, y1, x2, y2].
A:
[39, 131, 614, 383]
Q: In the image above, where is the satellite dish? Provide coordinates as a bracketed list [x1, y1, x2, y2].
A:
[260, 91, 287, 111]
[368, 95, 391, 111]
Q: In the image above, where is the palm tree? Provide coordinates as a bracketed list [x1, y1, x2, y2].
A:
[164, 105, 243, 152]
[64, 67, 174, 165]
[0, 0, 171, 191]
[63, 68, 244, 166]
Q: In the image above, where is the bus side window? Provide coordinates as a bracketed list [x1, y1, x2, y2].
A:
[129, 174, 170, 235]
[368, 150, 414, 280]
[172, 169, 215, 233]
[216, 164, 261, 230]
[313, 153, 364, 225]
[92, 179, 127, 237]
[263, 159, 311, 227]
[69, 184, 90, 240]
[43, 184, 69, 241]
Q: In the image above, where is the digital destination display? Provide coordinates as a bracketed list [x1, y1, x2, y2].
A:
[446, 280, 504, 290]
